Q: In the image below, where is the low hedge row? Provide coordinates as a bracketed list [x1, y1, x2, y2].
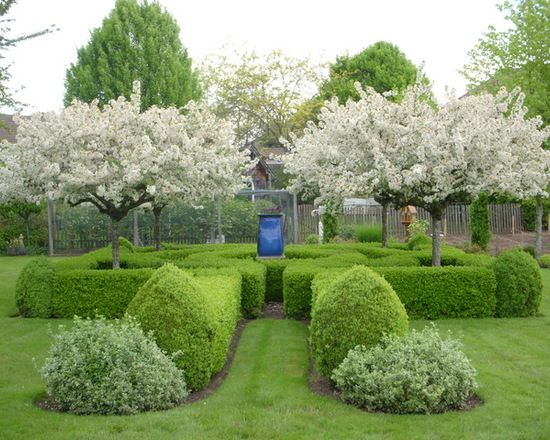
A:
[286, 265, 497, 320]
[373, 266, 497, 319]
[53, 268, 154, 318]
[126, 264, 242, 391]
[16, 241, 541, 321]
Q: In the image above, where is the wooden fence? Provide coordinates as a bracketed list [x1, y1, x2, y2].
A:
[296, 203, 525, 242]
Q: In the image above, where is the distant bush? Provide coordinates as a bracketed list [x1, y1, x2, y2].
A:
[15, 257, 56, 318]
[354, 224, 383, 243]
[40, 316, 188, 415]
[538, 254, 550, 268]
[470, 193, 492, 250]
[332, 325, 478, 414]
[492, 249, 542, 317]
[310, 266, 408, 377]
[305, 234, 320, 245]
[407, 233, 432, 250]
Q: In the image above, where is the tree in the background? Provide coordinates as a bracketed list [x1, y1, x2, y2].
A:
[199, 46, 326, 147]
[0, 85, 246, 268]
[320, 41, 418, 104]
[462, 0, 550, 131]
[283, 81, 550, 265]
[64, 0, 201, 112]
[0, 0, 55, 111]
[0, 201, 44, 243]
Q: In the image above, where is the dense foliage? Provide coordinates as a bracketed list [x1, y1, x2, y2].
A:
[64, 0, 201, 111]
[310, 266, 408, 377]
[40, 316, 188, 415]
[320, 41, 417, 104]
[126, 263, 241, 391]
[332, 325, 478, 414]
[492, 248, 542, 317]
[470, 193, 492, 250]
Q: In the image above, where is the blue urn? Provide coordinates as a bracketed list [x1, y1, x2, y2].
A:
[257, 213, 285, 258]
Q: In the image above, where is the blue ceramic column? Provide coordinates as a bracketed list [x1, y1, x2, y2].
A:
[257, 213, 285, 258]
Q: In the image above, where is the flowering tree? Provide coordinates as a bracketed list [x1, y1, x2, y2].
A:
[0, 84, 247, 267]
[283, 81, 550, 265]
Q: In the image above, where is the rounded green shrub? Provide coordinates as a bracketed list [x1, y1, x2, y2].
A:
[15, 257, 56, 318]
[407, 233, 432, 250]
[492, 249, 542, 317]
[40, 316, 188, 415]
[331, 325, 478, 414]
[126, 263, 217, 390]
[538, 254, 550, 268]
[310, 266, 408, 377]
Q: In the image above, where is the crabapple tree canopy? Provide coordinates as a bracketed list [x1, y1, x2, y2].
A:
[283, 81, 550, 265]
[0, 83, 247, 267]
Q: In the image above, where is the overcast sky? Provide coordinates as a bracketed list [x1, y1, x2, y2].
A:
[2, 0, 509, 114]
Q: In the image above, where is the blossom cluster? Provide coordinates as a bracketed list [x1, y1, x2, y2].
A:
[282, 80, 550, 214]
[0, 82, 249, 217]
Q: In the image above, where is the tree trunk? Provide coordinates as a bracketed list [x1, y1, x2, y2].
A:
[47, 200, 55, 257]
[153, 206, 163, 251]
[381, 202, 389, 248]
[112, 218, 120, 269]
[24, 216, 31, 243]
[535, 198, 543, 260]
[133, 210, 140, 247]
[430, 210, 444, 267]
[217, 196, 223, 242]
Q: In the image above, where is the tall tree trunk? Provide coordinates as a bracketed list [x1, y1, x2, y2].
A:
[217, 196, 223, 242]
[381, 202, 389, 248]
[133, 210, 140, 247]
[535, 198, 543, 260]
[24, 216, 31, 243]
[153, 206, 163, 251]
[430, 209, 444, 267]
[112, 218, 120, 269]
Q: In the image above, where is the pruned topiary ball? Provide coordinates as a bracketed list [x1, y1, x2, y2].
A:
[310, 265, 408, 377]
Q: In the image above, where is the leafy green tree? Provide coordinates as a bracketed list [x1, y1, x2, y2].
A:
[462, 0, 550, 129]
[0, 0, 55, 111]
[199, 46, 326, 146]
[320, 41, 418, 103]
[64, 0, 201, 112]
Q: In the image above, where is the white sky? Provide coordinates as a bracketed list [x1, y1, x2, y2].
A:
[2, 0, 509, 114]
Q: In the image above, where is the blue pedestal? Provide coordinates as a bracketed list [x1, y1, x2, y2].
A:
[257, 214, 285, 259]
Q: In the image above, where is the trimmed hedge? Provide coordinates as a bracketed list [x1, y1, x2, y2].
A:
[126, 264, 241, 391]
[492, 249, 542, 317]
[15, 257, 57, 318]
[175, 257, 266, 318]
[53, 268, 154, 318]
[374, 266, 497, 319]
[310, 266, 409, 377]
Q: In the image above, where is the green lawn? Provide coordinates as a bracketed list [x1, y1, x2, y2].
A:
[1, 256, 549, 439]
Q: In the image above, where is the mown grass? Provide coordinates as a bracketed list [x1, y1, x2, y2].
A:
[0, 255, 549, 439]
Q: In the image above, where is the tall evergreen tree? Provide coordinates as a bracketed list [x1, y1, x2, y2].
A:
[64, 0, 201, 111]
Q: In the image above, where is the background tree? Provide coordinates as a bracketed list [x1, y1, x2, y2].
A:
[462, 0, 550, 132]
[320, 41, 418, 104]
[0, 0, 55, 111]
[199, 46, 326, 147]
[64, 0, 201, 112]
